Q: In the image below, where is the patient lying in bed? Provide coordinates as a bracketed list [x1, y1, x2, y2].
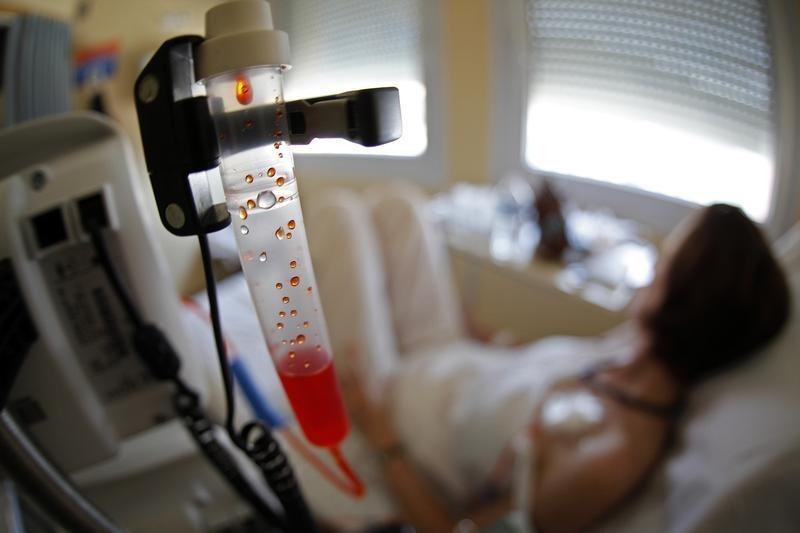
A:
[307, 191, 791, 533]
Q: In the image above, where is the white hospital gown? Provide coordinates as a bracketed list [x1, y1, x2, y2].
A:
[390, 326, 635, 506]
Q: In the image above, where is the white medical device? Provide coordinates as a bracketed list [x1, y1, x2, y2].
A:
[0, 113, 210, 472]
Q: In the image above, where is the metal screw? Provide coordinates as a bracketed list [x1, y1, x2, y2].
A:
[138, 74, 159, 103]
[30, 170, 47, 190]
[165, 203, 186, 229]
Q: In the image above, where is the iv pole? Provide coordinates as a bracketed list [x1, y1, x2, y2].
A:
[0, 412, 121, 533]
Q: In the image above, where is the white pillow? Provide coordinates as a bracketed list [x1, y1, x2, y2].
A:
[775, 222, 800, 274]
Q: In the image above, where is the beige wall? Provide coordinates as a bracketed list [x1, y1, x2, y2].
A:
[442, 0, 491, 185]
[0, 0, 75, 20]
[71, 0, 221, 141]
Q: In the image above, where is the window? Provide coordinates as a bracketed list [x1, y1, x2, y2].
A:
[523, 0, 777, 221]
[271, 0, 427, 157]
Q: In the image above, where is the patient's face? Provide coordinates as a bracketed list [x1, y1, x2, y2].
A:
[633, 209, 703, 319]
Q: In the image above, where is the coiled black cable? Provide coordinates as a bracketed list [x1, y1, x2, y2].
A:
[240, 422, 317, 533]
[173, 386, 285, 530]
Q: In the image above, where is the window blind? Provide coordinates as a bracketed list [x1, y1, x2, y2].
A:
[2, 15, 71, 127]
[524, 0, 777, 219]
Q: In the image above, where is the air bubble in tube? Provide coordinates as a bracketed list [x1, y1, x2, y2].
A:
[257, 191, 277, 209]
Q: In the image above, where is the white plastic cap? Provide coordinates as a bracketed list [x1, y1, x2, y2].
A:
[196, 0, 291, 81]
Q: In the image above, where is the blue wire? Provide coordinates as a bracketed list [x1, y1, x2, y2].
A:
[230, 358, 287, 428]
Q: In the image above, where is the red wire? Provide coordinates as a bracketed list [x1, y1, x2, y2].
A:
[329, 445, 366, 498]
[281, 432, 365, 498]
[181, 298, 366, 499]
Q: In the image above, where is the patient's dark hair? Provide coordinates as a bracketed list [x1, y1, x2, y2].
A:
[639, 204, 791, 385]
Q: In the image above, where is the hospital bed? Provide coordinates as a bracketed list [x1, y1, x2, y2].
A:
[174, 185, 800, 532]
[72, 183, 800, 532]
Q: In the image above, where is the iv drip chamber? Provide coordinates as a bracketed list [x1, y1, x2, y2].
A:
[198, 1, 349, 448]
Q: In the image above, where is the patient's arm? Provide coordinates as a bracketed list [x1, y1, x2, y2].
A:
[378, 449, 515, 533]
[378, 450, 454, 533]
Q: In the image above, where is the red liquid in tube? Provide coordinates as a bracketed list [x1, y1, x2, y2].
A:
[277, 348, 349, 447]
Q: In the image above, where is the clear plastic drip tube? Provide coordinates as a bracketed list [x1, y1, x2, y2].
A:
[205, 68, 348, 448]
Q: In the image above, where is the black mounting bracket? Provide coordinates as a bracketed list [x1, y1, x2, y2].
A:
[135, 35, 403, 238]
[134, 35, 229, 237]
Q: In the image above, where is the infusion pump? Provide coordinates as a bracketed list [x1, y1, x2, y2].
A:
[0, 113, 218, 472]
